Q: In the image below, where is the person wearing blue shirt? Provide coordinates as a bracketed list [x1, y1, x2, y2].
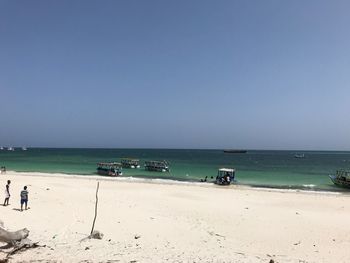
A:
[20, 186, 29, 211]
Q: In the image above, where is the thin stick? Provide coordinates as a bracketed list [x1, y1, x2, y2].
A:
[90, 182, 100, 235]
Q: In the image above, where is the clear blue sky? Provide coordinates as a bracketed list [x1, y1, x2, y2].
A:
[1, 0, 349, 150]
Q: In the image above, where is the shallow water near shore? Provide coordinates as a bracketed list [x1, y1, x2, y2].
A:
[1, 148, 350, 192]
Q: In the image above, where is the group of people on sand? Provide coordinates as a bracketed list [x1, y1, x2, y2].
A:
[3, 180, 29, 211]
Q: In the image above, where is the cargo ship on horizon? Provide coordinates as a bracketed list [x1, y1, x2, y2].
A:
[223, 149, 247, 153]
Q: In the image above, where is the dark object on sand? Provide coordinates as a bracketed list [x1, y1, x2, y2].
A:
[90, 230, 103, 240]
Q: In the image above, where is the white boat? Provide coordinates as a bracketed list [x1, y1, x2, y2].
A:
[294, 153, 305, 158]
[0, 147, 3, 150]
[7, 147, 14, 151]
[216, 168, 236, 185]
[22, 147, 27, 151]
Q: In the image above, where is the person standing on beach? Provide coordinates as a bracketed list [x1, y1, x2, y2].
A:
[3, 180, 11, 206]
[20, 186, 29, 211]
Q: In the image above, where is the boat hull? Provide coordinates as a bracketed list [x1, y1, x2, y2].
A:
[329, 175, 350, 188]
[145, 166, 169, 172]
[97, 169, 122, 177]
[122, 164, 140, 169]
[216, 175, 235, 185]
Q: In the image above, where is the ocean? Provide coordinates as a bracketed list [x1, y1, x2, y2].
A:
[1, 148, 349, 192]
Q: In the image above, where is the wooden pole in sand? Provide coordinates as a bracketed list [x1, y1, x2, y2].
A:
[90, 182, 100, 235]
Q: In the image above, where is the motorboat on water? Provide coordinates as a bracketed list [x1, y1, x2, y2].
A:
[97, 162, 123, 176]
[121, 158, 140, 169]
[144, 160, 170, 172]
[329, 170, 350, 188]
[216, 168, 236, 185]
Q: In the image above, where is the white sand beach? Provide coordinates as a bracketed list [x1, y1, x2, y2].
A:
[1, 171, 350, 262]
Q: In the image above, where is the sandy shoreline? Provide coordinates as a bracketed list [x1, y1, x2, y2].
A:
[1, 171, 350, 262]
[3, 171, 343, 195]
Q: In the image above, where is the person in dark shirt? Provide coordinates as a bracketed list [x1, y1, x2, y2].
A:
[3, 180, 10, 206]
[20, 186, 29, 211]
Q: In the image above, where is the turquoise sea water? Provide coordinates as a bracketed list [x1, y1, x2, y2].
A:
[1, 148, 350, 192]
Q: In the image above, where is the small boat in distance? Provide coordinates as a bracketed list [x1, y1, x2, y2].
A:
[121, 158, 140, 169]
[97, 162, 123, 176]
[145, 160, 170, 172]
[7, 147, 14, 151]
[223, 149, 247, 154]
[294, 153, 305, 158]
[329, 170, 350, 188]
[216, 168, 236, 185]
[22, 147, 28, 151]
[0, 147, 4, 150]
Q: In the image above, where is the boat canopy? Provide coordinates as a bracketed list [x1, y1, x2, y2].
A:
[97, 162, 122, 168]
[145, 160, 169, 166]
[336, 170, 350, 177]
[218, 168, 235, 173]
[121, 158, 140, 163]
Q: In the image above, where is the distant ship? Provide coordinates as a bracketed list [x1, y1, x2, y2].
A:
[223, 149, 247, 154]
[22, 147, 28, 151]
[0, 147, 3, 150]
[294, 153, 305, 159]
[7, 147, 14, 151]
